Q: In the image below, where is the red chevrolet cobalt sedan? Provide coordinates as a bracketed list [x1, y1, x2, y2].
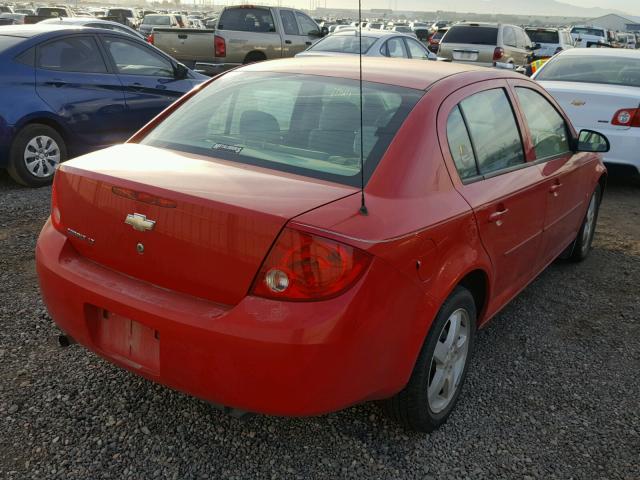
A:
[36, 58, 609, 432]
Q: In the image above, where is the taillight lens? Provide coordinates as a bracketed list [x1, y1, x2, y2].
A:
[251, 228, 372, 301]
[214, 35, 226, 57]
[611, 108, 640, 127]
[147, 33, 154, 44]
[51, 177, 62, 231]
[493, 47, 504, 62]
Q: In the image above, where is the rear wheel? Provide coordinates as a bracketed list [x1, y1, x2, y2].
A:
[7, 124, 66, 187]
[568, 184, 601, 262]
[382, 287, 476, 432]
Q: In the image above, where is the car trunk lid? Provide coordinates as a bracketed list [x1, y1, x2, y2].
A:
[54, 144, 358, 305]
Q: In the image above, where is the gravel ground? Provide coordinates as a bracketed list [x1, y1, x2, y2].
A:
[0, 169, 638, 480]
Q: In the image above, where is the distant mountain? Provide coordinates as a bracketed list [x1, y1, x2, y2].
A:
[396, 0, 632, 18]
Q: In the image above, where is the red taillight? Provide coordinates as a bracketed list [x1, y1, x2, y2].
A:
[214, 35, 226, 57]
[51, 177, 62, 231]
[147, 33, 154, 44]
[493, 47, 504, 62]
[250, 228, 372, 301]
[611, 108, 640, 127]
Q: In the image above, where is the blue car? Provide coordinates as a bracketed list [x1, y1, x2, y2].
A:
[0, 24, 207, 186]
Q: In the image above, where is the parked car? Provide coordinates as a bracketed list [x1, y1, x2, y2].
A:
[40, 17, 146, 40]
[15, 8, 35, 15]
[296, 30, 436, 60]
[36, 57, 608, 433]
[0, 5, 13, 13]
[0, 24, 207, 186]
[390, 25, 415, 37]
[428, 27, 448, 53]
[616, 33, 637, 50]
[439, 22, 536, 69]
[0, 12, 25, 24]
[139, 14, 180, 37]
[149, 5, 327, 74]
[570, 26, 609, 48]
[525, 27, 574, 59]
[534, 48, 640, 176]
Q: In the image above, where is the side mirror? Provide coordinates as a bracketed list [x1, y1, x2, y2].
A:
[174, 63, 189, 80]
[575, 129, 610, 153]
[320, 26, 329, 37]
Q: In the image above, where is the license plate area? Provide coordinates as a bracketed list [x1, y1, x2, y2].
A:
[453, 50, 479, 61]
[86, 307, 160, 375]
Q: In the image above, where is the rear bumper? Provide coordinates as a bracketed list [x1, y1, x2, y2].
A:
[36, 220, 433, 416]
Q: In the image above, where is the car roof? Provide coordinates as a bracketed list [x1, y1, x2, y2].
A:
[559, 48, 640, 58]
[0, 23, 87, 37]
[239, 56, 520, 91]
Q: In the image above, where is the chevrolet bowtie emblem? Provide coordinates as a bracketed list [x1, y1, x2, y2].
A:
[571, 99, 586, 107]
[125, 213, 156, 232]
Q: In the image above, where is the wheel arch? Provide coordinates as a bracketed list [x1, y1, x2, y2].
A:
[14, 113, 71, 148]
[243, 50, 267, 64]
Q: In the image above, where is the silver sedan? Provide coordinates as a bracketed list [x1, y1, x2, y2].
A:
[296, 30, 437, 61]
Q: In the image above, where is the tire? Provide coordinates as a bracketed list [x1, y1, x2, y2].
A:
[568, 184, 602, 262]
[382, 287, 477, 432]
[243, 51, 267, 65]
[7, 124, 67, 188]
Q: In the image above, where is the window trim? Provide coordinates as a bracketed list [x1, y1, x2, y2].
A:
[35, 34, 110, 75]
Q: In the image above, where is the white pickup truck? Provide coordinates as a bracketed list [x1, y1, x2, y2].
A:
[570, 26, 610, 48]
[149, 5, 328, 75]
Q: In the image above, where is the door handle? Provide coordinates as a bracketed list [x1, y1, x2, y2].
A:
[46, 80, 66, 88]
[305, 41, 313, 46]
[178, 34, 188, 39]
[129, 82, 144, 91]
[549, 182, 563, 193]
[285, 40, 292, 44]
[489, 208, 509, 223]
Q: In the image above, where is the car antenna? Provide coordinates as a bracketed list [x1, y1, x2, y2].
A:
[358, 0, 368, 216]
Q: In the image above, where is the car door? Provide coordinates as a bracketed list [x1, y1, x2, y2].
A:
[510, 82, 589, 265]
[99, 34, 193, 133]
[438, 81, 549, 306]
[278, 9, 307, 55]
[34, 34, 128, 150]
[294, 11, 321, 52]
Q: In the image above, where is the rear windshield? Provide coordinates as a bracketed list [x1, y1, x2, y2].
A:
[442, 25, 498, 45]
[394, 26, 412, 33]
[108, 9, 134, 17]
[37, 8, 67, 17]
[433, 30, 446, 41]
[0, 35, 22, 52]
[310, 35, 377, 54]
[571, 27, 605, 37]
[218, 8, 275, 32]
[140, 72, 423, 187]
[536, 56, 640, 88]
[526, 30, 559, 44]
[143, 15, 171, 25]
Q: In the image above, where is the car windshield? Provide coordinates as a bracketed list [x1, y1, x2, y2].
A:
[108, 9, 133, 17]
[143, 15, 171, 25]
[394, 26, 411, 32]
[140, 72, 424, 186]
[571, 27, 605, 37]
[37, 8, 67, 17]
[310, 35, 377, 54]
[442, 25, 498, 45]
[526, 30, 559, 44]
[537, 55, 640, 88]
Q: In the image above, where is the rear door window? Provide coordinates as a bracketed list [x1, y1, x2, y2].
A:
[442, 26, 498, 45]
[515, 88, 570, 160]
[404, 38, 430, 59]
[218, 8, 275, 33]
[458, 89, 525, 176]
[383, 37, 408, 58]
[37, 36, 107, 74]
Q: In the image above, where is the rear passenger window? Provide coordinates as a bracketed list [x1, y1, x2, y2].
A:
[459, 89, 525, 175]
[447, 106, 478, 180]
[37, 36, 107, 73]
[218, 8, 275, 33]
[383, 37, 408, 58]
[515, 88, 570, 160]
